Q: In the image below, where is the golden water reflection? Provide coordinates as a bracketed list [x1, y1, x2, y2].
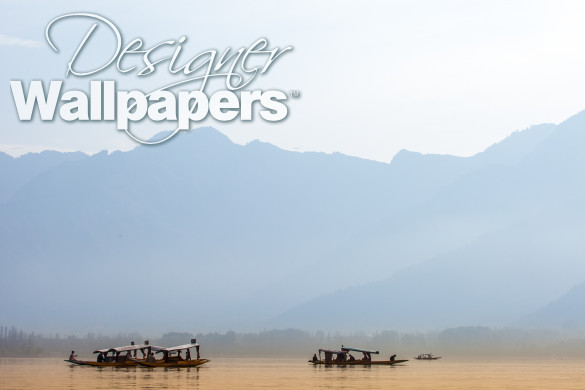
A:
[1, 357, 585, 389]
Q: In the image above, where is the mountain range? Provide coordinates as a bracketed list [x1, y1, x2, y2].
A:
[0, 111, 583, 334]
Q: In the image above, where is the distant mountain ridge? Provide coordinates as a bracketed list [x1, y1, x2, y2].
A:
[0, 150, 88, 203]
[270, 112, 585, 330]
[520, 281, 585, 330]
[0, 112, 583, 333]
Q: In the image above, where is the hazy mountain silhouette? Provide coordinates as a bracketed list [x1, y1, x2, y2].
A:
[0, 111, 582, 333]
[0, 150, 88, 204]
[270, 111, 585, 330]
[0, 128, 397, 332]
[270, 195, 585, 330]
[520, 281, 585, 330]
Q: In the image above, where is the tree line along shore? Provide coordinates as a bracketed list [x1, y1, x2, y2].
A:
[2, 326, 585, 358]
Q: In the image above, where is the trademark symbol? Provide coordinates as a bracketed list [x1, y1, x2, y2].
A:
[289, 90, 301, 98]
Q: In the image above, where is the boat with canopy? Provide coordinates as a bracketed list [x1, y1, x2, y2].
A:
[65, 341, 161, 367]
[137, 339, 210, 368]
[308, 346, 408, 366]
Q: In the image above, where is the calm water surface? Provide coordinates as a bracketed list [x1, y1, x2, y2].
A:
[1, 357, 585, 389]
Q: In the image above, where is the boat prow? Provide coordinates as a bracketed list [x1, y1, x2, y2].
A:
[64, 359, 87, 365]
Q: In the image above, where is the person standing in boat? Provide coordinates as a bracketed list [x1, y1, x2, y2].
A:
[68, 351, 77, 361]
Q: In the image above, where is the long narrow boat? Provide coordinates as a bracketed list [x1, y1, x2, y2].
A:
[308, 346, 408, 366]
[65, 341, 161, 367]
[137, 339, 210, 368]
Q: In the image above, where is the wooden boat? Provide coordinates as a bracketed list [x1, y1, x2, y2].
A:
[137, 339, 210, 368]
[415, 353, 442, 360]
[308, 346, 408, 366]
[65, 341, 161, 367]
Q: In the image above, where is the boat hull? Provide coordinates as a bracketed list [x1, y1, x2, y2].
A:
[65, 360, 142, 367]
[137, 359, 210, 368]
[309, 359, 408, 366]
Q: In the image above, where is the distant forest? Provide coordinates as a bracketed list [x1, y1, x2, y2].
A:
[2, 326, 585, 359]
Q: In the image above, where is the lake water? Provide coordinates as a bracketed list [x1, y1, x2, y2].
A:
[1, 357, 585, 389]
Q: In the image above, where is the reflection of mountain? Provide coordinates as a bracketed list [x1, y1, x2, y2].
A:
[0, 110, 583, 333]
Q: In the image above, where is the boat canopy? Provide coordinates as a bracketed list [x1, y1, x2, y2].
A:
[157, 343, 199, 352]
[318, 348, 345, 355]
[341, 346, 380, 354]
[156, 339, 200, 353]
[102, 343, 164, 353]
[93, 344, 163, 353]
[108, 345, 144, 353]
[94, 345, 149, 354]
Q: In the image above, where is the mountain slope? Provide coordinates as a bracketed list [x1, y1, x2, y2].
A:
[0, 150, 88, 204]
[270, 112, 585, 330]
[520, 281, 585, 330]
[0, 114, 577, 333]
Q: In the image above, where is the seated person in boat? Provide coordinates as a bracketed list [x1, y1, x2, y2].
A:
[146, 352, 156, 363]
[312, 354, 318, 362]
[390, 354, 396, 361]
[348, 354, 355, 361]
[69, 351, 77, 361]
[97, 353, 104, 363]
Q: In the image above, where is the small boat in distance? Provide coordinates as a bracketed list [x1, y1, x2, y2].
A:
[415, 353, 442, 360]
[308, 346, 408, 366]
[137, 339, 210, 368]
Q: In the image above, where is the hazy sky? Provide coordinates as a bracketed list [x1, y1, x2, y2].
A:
[2, 0, 585, 162]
